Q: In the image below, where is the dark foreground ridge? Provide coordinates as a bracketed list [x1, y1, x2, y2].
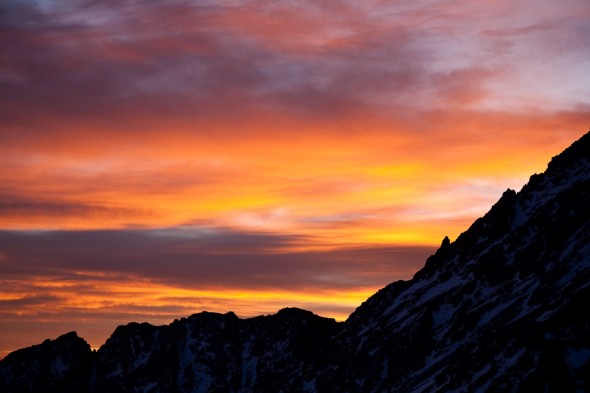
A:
[2, 131, 590, 392]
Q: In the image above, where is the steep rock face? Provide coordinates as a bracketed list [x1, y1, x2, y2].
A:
[1, 131, 589, 392]
[338, 131, 590, 392]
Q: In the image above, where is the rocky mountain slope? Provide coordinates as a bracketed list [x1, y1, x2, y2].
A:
[1, 131, 589, 392]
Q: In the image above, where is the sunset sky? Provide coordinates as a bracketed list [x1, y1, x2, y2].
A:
[1, 0, 589, 357]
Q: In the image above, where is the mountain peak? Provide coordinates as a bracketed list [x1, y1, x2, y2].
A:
[0, 332, 92, 392]
[547, 129, 590, 172]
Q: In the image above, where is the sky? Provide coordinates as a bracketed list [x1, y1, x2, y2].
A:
[1, 0, 589, 357]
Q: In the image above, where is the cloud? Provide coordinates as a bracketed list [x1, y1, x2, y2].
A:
[0, 227, 433, 356]
[1, 0, 587, 154]
[0, 193, 154, 225]
[1, 1, 586, 145]
[0, 294, 62, 309]
[0, 0, 588, 359]
[0, 228, 432, 290]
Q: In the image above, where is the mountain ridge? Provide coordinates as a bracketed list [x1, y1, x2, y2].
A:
[1, 131, 589, 392]
[333, 130, 590, 392]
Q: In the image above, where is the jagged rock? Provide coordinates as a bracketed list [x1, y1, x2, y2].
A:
[0, 332, 92, 393]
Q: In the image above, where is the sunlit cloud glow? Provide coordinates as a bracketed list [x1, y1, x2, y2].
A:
[0, 0, 588, 357]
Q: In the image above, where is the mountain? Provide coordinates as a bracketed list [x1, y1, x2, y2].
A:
[327, 130, 590, 392]
[2, 131, 589, 392]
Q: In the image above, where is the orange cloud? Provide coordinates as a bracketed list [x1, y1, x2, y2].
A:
[0, 229, 432, 356]
[2, 114, 586, 242]
[0, 0, 588, 358]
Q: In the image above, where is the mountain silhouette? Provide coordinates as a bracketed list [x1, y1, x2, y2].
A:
[1, 131, 589, 392]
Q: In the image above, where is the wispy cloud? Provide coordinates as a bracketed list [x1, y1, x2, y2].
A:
[0, 228, 432, 353]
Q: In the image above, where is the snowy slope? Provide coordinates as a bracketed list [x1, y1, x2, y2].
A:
[333, 131, 590, 392]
